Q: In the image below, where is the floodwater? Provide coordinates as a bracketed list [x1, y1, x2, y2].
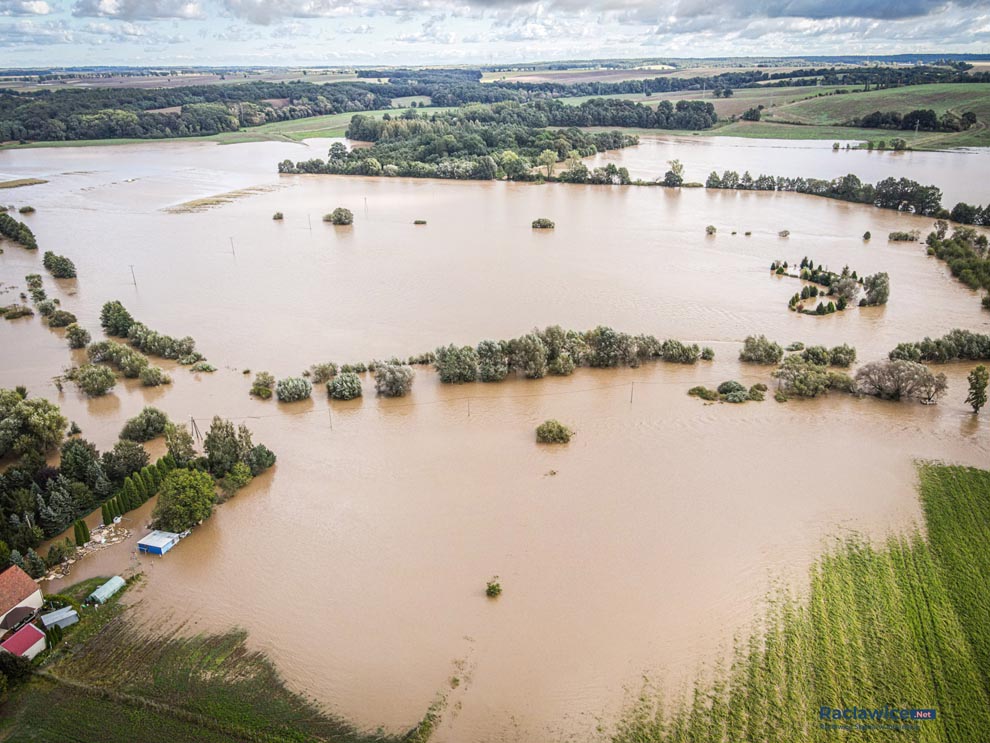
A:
[586, 134, 990, 208]
[2, 137, 989, 742]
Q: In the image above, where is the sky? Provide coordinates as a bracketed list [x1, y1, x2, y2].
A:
[1, 0, 989, 67]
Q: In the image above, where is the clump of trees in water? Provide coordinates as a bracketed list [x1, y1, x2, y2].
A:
[889, 328, 990, 363]
[0, 213, 37, 249]
[279, 111, 638, 182]
[85, 340, 171, 387]
[536, 419, 573, 444]
[923, 224, 990, 308]
[431, 326, 711, 385]
[250, 371, 275, 399]
[65, 323, 90, 349]
[855, 360, 947, 404]
[778, 259, 888, 314]
[772, 356, 856, 400]
[42, 251, 76, 279]
[119, 406, 169, 442]
[689, 381, 767, 403]
[153, 417, 275, 530]
[532, 218, 555, 229]
[99, 299, 206, 366]
[739, 335, 784, 365]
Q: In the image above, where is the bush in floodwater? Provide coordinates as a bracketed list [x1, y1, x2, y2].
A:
[778, 230, 790, 238]
[773, 356, 832, 398]
[328, 372, 362, 400]
[717, 380, 746, 395]
[36, 299, 55, 317]
[705, 225, 716, 235]
[276, 377, 312, 402]
[801, 345, 831, 366]
[548, 352, 576, 376]
[251, 371, 275, 399]
[536, 419, 572, 444]
[723, 390, 750, 403]
[748, 384, 767, 401]
[309, 362, 338, 384]
[24, 273, 42, 290]
[324, 207, 353, 225]
[1, 304, 33, 320]
[486, 577, 502, 598]
[373, 362, 414, 397]
[477, 340, 509, 382]
[414, 219, 427, 225]
[120, 406, 169, 442]
[888, 230, 919, 242]
[688, 386, 719, 401]
[435, 344, 479, 384]
[272, 212, 284, 220]
[139, 366, 171, 387]
[68, 364, 116, 397]
[190, 362, 215, 373]
[785, 341, 805, 352]
[829, 344, 857, 368]
[532, 218, 555, 229]
[863, 231, 872, 241]
[660, 339, 700, 364]
[740, 335, 784, 365]
[47, 310, 77, 328]
[99, 300, 134, 337]
[700, 347, 715, 361]
[42, 251, 77, 279]
[19, 206, 35, 215]
[65, 322, 92, 348]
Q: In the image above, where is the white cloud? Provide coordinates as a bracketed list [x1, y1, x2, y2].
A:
[72, 0, 204, 20]
[0, 0, 51, 15]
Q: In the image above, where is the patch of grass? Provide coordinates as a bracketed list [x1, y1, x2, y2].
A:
[0, 178, 47, 189]
[612, 464, 990, 742]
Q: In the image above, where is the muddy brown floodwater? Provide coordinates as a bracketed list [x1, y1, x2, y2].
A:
[1, 138, 989, 742]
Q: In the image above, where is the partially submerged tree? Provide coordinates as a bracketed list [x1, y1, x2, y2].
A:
[855, 360, 947, 403]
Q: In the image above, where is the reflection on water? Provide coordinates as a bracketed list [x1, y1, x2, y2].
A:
[3, 138, 989, 742]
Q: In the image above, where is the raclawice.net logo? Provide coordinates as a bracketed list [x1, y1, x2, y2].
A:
[819, 705, 937, 732]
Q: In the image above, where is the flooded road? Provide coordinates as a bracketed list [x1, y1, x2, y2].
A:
[2, 137, 989, 742]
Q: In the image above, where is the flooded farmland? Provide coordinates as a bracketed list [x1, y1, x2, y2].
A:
[1, 136, 989, 742]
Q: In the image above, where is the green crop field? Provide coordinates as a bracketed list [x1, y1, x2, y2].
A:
[612, 463, 990, 743]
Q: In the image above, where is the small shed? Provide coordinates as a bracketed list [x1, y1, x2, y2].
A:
[137, 530, 181, 556]
[0, 623, 46, 660]
[40, 606, 79, 630]
[88, 576, 125, 605]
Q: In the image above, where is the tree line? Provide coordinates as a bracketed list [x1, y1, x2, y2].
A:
[848, 108, 977, 133]
[706, 170, 958, 218]
[278, 110, 638, 181]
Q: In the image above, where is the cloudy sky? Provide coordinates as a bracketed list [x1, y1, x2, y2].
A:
[2, 0, 989, 66]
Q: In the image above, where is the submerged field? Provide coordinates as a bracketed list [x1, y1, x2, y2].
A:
[613, 465, 990, 743]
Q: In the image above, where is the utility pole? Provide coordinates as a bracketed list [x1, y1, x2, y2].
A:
[328, 408, 333, 431]
[229, 237, 236, 257]
[364, 196, 368, 217]
[308, 214, 312, 232]
[189, 415, 202, 443]
[630, 381, 634, 404]
[129, 265, 137, 286]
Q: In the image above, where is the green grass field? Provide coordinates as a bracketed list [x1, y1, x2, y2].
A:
[764, 83, 990, 148]
[612, 463, 990, 743]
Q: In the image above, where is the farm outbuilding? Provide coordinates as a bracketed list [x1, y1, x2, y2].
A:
[40, 606, 79, 630]
[0, 623, 46, 660]
[137, 530, 181, 556]
[0, 566, 43, 629]
[88, 576, 125, 604]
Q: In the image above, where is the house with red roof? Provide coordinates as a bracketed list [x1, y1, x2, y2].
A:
[0, 565, 43, 630]
[0, 623, 46, 660]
